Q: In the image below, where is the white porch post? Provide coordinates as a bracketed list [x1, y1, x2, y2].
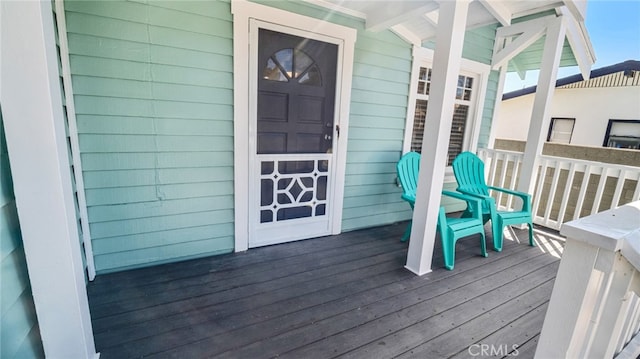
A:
[517, 16, 567, 196]
[1, 1, 98, 358]
[405, 0, 470, 275]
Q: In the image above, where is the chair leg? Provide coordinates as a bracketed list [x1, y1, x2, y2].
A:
[441, 231, 455, 270]
[401, 221, 412, 242]
[479, 232, 488, 258]
[527, 222, 535, 247]
[492, 220, 504, 252]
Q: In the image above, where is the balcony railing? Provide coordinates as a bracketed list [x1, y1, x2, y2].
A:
[477, 148, 640, 230]
[535, 201, 640, 358]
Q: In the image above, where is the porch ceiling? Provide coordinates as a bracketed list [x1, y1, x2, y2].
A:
[306, 0, 594, 72]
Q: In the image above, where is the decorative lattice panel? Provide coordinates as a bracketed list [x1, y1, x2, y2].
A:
[259, 155, 330, 223]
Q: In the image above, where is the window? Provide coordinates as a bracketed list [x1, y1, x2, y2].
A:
[547, 118, 575, 144]
[409, 67, 477, 166]
[603, 119, 640, 149]
[263, 48, 321, 86]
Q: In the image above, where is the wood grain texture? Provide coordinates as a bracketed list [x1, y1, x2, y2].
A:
[87, 223, 561, 358]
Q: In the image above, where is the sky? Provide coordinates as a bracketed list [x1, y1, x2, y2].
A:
[503, 0, 640, 92]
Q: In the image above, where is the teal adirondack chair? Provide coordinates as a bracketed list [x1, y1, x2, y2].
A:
[452, 151, 535, 252]
[396, 152, 420, 241]
[438, 190, 487, 270]
[396, 153, 488, 270]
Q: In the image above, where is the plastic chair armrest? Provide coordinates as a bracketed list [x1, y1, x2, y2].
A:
[442, 190, 483, 221]
[487, 186, 532, 212]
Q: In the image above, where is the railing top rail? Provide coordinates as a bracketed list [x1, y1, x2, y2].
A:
[538, 153, 640, 173]
[478, 148, 524, 156]
[481, 147, 640, 173]
[622, 229, 640, 272]
[561, 201, 640, 266]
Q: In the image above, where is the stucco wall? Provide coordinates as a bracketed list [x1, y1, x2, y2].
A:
[495, 86, 640, 146]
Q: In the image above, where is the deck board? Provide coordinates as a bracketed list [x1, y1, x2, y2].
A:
[87, 222, 563, 358]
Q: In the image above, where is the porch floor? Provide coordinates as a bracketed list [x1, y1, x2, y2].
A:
[87, 222, 565, 358]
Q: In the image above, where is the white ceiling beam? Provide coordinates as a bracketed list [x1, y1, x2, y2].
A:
[492, 24, 547, 69]
[496, 14, 554, 38]
[562, 0, 586, 22]
[366, 1, 439, 32]
[559, 6, 595, 81]
[479, 0, 512, 26]
[391, 24, 422, 46]
[423, 9, 438, 27]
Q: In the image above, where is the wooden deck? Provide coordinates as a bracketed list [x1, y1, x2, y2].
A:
[87, 222, 565, 358]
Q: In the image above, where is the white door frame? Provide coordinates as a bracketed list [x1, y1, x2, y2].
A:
[231, 0, 356, 251]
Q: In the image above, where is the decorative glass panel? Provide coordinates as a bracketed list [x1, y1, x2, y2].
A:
[417, 67, 432, 95]
[298, 65, 321, 85]
[294, 50, 313, 78]
[274, 49, 293, 78]
[263, 48, 321, 86]
[456, 75, 473, 100]
[263, 58, 287, 82]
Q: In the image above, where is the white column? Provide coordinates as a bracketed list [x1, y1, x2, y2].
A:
[0, 1, 98, 358]
[517, 17, 567, 195]
[405, 0, 470, 275]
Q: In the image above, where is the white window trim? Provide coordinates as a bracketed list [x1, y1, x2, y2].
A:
[402, 46, 490, 182]
[231, 0, 356, 252]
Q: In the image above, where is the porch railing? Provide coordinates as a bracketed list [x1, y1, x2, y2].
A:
[477, 148, 640, 230]
[535, 201, 640, 358]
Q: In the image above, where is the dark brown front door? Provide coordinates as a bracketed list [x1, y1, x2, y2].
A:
[257, 29, 337, 154]
[251, 28, 339, 247]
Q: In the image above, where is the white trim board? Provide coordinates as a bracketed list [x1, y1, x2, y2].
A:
[231, 0, 356, 251]
[0, 1, 98, 356]
[54, 0, 96, 281]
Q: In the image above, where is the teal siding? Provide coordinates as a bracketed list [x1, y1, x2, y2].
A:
[64, 0, 235, 273]
[462, 24, 498, 65]
[64, 0, 505, 270]
[0, 112, 44, 358]
[478, 70, 501, 149]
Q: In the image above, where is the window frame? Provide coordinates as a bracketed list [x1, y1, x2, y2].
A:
[402, 47, 490, 181]
[546, 117, 575, 144]
[603, 119, 640, 149]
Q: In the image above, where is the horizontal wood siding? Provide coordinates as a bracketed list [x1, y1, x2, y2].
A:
[53, 3, 88, 278]
[64, 0, 234, 273]
[478, 70, 501, 149]
[345, 31, 413, 230]
[459, 25, 500, 149]
[0, 112, 44, 358]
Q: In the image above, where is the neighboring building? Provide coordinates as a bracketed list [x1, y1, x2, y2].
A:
[494, 60, 640, 149]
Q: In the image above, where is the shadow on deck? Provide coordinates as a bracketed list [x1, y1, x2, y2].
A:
[87, 222, 565, 358]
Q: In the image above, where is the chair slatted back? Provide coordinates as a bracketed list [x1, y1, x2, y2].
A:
[396, 152, 421, 205]
[452, 151, 490, 197]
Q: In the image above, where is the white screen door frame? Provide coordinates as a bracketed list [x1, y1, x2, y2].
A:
[232, 1, 356, 250]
